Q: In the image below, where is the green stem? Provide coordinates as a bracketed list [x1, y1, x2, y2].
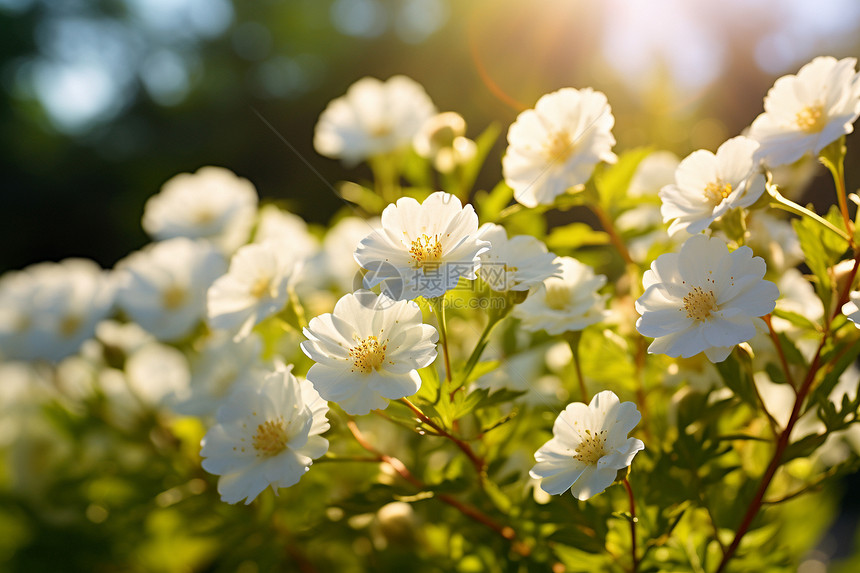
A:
[369, 153, 400, 204]
[429, 296, 453, 383]
[563, 331, 588, 403]
[623, 477, 639, 573]
[460, 317, 500, 383]
[819, 138, 855, 248]
[767, 183, 850, 243]
[288, 286, 307, 330]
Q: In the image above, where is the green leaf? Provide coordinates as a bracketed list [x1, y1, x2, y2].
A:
[503, 207, 547, 238]
[481, 479, 512, 514]
[822, 204, 851, 257]
[775, 331, 807, 367]
[458, 122, 502, 198]
[450, 388, 486, 419]
[337, 181, 387, 213]
[781, 433, 827, 463]
[457, 361, 500, 386]
[545, 222, 610, 251]
[771, 308, 820, 331]
[474, 181, 514, 222]
[400, 147, 432, 189]
[547, 527, 606, 554]
[764, 363, 787, 385]
[810, 338, 860, 415]
[594, 147, 652, 209]
[474, 388, 527, 409]
[714, 351, 758, 407]
[792, 215, 835, 310]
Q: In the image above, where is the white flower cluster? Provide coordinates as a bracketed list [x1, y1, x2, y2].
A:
[5, 55, 860, 524]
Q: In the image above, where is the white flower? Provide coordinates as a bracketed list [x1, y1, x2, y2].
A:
[301, 291, 438, 415]
[530, 390, 644, 500]
[744, 212, 803, 273]
[659, 136, 766, 235]
[413, 112, 477, 173]
[314, 75, 436, 165]
[116, 238, 226, 341]
[503, 87, 617, 208]
[513, 257, 608, 335]
[628, 151, 680, 198]
[635, 234, 779, 363]
[749, 56, 860, 167]
[0, 259, 115, 362]
[253, 204, 320, 262]
[125, 341, 190, 409]
[173, 331, 268, 418]
[354, 192, 490, 300]
[207, 241, 301, 339]
[142, 166, 258, 253]
[475, 223, 560, 292]
[200, 365, 329, 504]
[772, 269, 824, 333]
[843, 291, 860, 328]
[315, 216, 381, 293]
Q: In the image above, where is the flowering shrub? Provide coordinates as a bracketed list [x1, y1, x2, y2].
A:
[3, 55, 860, 572]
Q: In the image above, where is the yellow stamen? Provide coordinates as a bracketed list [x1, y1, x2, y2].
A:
[162, 285, 187, 309]
[795, 104, 825, 133]
[59, 315, 82, 337]
[544, 130, 575, 162]
[545, 284, 570, 310]
[252, 419, 289, 457]
[249, 276, 273, 299]
[349, 335, 387, 373]
[574, 428, 608, 464]
[409, 234, 443, 269]
[683, 287, 717, 321]
[703, 181, 733, 206]
[194, 209, 216, 225]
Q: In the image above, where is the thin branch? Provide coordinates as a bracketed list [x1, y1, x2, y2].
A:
[767, 184, 850, 242]
[344, 420, 528, 555]
[399, 398, 486, 476]
[763, 314, 797, 391]
[590, 203, 635, 266]
[716, 252, 860, 572]
[623, 478, 639, 573]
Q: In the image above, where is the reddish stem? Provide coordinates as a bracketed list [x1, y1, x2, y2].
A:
[399, 398, 487, 477]
[717, 254, 860, 572]
[345, 420, 528, 555]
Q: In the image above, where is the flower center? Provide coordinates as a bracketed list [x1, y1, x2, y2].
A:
[703, 181, 733, 206]
[252, 418, 289, 457]
[162, 285, 187, 309]
[683, 286, 717, 321]
[574, 429, 608, 465]
[194, 208, 216, 225]
[545, 284, 570, 310]
[544, 130, 575, 162]
[249, 276, 274, 299]
[409, 234, 443, 269]
[429, 124, 458, 150]
[795, 104, 825, 133]
[349, 335, 387, 373]
[59, 314, 82, 337]
[370, 123, 392, 138]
